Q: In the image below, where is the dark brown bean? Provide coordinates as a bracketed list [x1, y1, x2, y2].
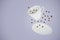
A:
[37, 20, 39, 22]
[51, 15, 52, 18]
[37, 26, 38, 28]
[46, 10, 50, 13]
[31, 19, 33, 21]
[31, 22, 33, 23]
[43, 21, 45, 23]
[48, 20, 50, 21]
[42, 17, 44, 19]
[46, 10, 47, 12]
[48, 18, 50, 19]
[39, 24, 40, 26]
[44, 19, 46, 21]
[28, 7, 30, 9]
[42, 26, 44, 28]
[44, 15, 46, 17]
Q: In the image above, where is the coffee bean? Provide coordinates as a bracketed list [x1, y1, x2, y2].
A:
[39, 24, 40, 26]
[42, 26, 44, 28]
[31, 22, 33, 24]
[37, 26, 39, 28]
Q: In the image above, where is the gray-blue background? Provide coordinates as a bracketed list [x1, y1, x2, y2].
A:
[0, 0, 60, 40]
